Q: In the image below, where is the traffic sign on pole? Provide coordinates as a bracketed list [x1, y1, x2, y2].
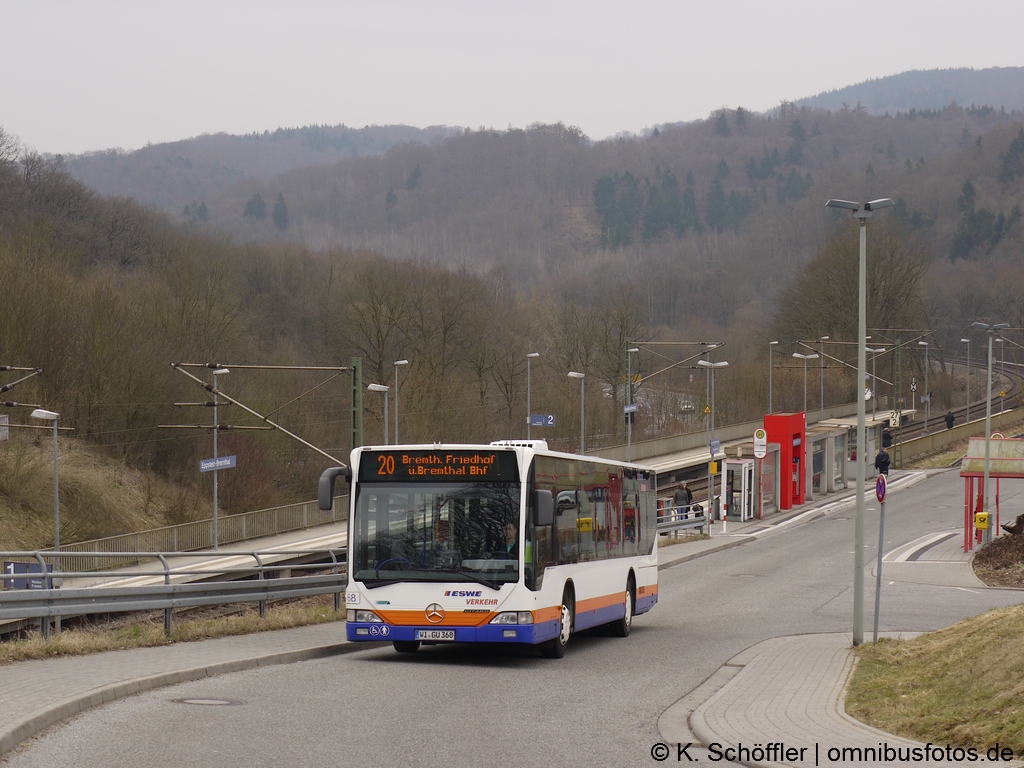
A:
[753, 428, 767, 459]
[875, 474, 887, 503]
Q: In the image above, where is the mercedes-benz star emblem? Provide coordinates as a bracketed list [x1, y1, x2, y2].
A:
[425, 603, 445, 623]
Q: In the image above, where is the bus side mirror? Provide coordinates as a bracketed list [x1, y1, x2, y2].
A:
[318, 467, 352, 511]
[535, 489, 554, 527]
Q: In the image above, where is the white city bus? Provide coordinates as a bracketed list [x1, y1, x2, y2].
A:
[319, 441, 658, 657]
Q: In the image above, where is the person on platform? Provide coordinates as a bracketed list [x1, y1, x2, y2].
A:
[945, 411, 956, 430]
[881, 427, 894, 449]
[673, 482, 693, 518]
[874, 446, 891, 476]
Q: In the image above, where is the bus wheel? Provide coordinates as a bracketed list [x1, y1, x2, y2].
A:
[610, 577, 635, 638]
[541, 589, 574, 658]
[393, 640, 420, 653]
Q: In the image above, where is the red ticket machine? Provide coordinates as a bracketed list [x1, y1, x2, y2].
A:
[764, 412, 807, 510]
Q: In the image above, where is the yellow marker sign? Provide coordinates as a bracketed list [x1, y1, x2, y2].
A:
[704, 405, 712, 414]
[999, 389, 1006, 397]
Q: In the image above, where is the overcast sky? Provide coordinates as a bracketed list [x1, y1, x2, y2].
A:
[3, 0, 1023, 155]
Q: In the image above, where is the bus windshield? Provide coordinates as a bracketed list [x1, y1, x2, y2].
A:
[352, 482, 522, 588]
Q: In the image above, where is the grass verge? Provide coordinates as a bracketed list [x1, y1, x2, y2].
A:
[846, 603, 1024, 753]
[0, 595, 344, 665]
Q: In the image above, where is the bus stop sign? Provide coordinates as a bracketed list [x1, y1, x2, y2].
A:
[876, 474, 886, 503]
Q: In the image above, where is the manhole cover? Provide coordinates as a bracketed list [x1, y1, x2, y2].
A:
[171, 699, 242, 706]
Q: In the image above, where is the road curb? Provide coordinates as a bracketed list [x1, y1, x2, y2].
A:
[0, 640, 375, 759]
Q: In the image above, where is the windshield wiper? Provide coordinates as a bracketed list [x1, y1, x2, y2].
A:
[362, 577, 405, 589]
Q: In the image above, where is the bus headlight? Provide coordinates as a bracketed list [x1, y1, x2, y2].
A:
[489, 611, 534, 625]
[351, 610, 383, 623]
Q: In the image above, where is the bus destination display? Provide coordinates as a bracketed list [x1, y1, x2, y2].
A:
[359, 450, 520, 483]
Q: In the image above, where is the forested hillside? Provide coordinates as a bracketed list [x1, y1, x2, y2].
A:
[796, 66, 1024, 116]
[5, 77, 1024, 544]
[65, 124, 459, 219]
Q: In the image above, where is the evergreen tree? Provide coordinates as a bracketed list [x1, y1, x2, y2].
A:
[734, 107, 747, 132]
[777, 169, 813, 203]
[405, 165, 422, 190]
[715, 159, 730, 180]
[998, 127, 1024, 183]
[681, 172, 703, 234]
[705, 177, 729, 232]
[243, 192, 267, 220]
[272, 193, 289, 230]
[714, 112, 731, 137]
[197, 201, 209, 222]
[643, 167, 684, 242]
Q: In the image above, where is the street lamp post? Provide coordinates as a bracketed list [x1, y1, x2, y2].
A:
[367, 384, 390, 445]
[627, 347, 639, 461]
[819, 336, 829, 421]
[568, 372, 585, 454]
[697, 359, 728, 524]
[394, 359, 408, 444]
[30, 408, 60, 634]
[972, 321, 1010, 545]
[792, 353, 819, 414]
[825, 196, 894, 647]
[961, 338, 971, 423]
[918, 341, 930, 434]
[768, 340, 779, 413]
[527, 352, 539, 439]
[211, 368, 230, 549]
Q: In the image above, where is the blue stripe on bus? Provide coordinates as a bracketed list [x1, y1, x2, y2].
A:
[635, 592, 657, 614]
[347, 622, 557, 644]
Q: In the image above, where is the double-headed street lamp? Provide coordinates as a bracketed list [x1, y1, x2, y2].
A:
[768, 340, 779, 413]
[527, 352, 540, 439]
[918, 341, 930, 434]
[961, 338, 971, 423]
[972, 321, 1010, 545]
[825, 196, 894, 647]
[792, 352, 818, 414]
[367, 383, 390, 445]
[394, 359, 409, 444]
[567, 372, 585, 454]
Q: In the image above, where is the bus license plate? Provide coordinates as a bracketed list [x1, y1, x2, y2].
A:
[416, 629, 455, 641]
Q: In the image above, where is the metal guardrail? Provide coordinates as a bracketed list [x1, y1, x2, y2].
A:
[0, 549, 347, 639]
[657, 507, 707, 535]
[52, 496, 348, 573]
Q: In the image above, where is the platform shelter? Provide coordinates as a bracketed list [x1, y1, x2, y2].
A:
[960, 435, 1024, 551]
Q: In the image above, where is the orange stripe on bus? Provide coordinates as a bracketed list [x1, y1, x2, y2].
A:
[576, 592, 625, 613]
[374, 610, 496, 627]
[534, 606, 562, 623]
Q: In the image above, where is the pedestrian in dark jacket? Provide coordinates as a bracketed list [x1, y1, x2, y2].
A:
[881, 427, 893, 448]
[874, 447, 891, 476]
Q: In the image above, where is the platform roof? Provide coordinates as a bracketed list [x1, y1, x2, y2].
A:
[960, 437, 1024, 478]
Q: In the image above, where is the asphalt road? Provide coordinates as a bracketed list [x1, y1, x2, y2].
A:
[6, 469, 1023, 768]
